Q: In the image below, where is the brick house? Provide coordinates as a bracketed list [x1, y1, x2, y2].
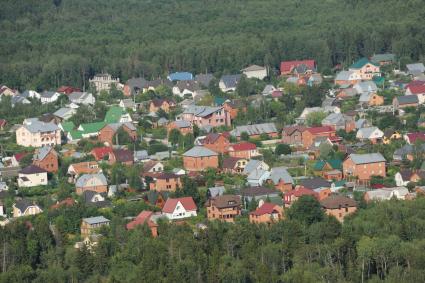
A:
[149, 98, 175, 113]
[167, 120, 193, 135]
[222, 157, 248, 174]
[81, 216, 110, 238]
[206, 195, 242, 223]
[284, 187, 318, 207]
[149, 173, 182, 192]
[267, 167, 294, 193]
[301, 126, 336, 149]
[228, 142, 259, 159]
[299, 177, 332, 200]
[280, 60, 316, 75]
[126, 211, 160, 237]
[281, 125, 306, 146]
[343, 153, 386, 183]
[249, 202, 284, 224]
[75, 173, 108, 195]
[67, 161, 101, 183]
[108, 149, 134, 166]
[33, 146, 58, 173]
[320, 195, 357, 222]
[91, 147, 113, 161]
[98, 122, 137, 146]
[393, 95, 420, 110]
[223, 100, 246, 121]
[177, 105, 231, 128]
[196, 133, 230, 154]
[183, 146, 219, 171]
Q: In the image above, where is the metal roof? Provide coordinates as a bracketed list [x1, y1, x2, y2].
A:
[348, 153, 386, 164]
[230, 123, 277, 137]
[83, 216, 110, 225]
[183, 146, 218, 157]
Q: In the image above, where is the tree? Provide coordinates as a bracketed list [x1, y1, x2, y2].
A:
[240, 132, 250, 141]
[168, 129, 182, 146]
[275, 143, 291, 156]
[306, 111, 327, 126]
[286, 195, 324, 225]
[113, 127, 133, 145]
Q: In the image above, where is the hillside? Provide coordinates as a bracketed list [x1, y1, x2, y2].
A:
[0, 0, 424, 89]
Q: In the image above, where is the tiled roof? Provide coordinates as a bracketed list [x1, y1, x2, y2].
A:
[91, 147, 113, 160]
[250, 202, 280, 216]
[320, 195, 357, 209]
[206, 195, 241, 208]
[229, 142, 256, 151]
[280, 60, 315, 73]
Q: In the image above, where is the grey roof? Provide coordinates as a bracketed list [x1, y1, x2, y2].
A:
[183, 146, 218, 157]
[396, 95, 419, 105]
[134, 150, 149, 161]
[107, 122, 136, 132]
[19, 165, 47, 175]
[357, 127, 383, 139]
[243, 160, 264, 175]
[22, 120, 59, 133]
[300, 177, 330, 190]
[349, 153, 386, 164]
[242, 186, 277, 197]
[126, 77, 147, 95]
[83, 216, 110, 225]
[220, 74, 242, 89]
[182, 105, 222, 118]
[406, 63, 425, 73]
[76, 173, 107, 187]
[195, 73, 214, 87]
[207, 186, 225, 198]
[335, 70, 356, 81]
[175, 80, 201, 92]
[247, 169, 270, 181]
[371, 53, 395, 63]
[120, 99, 136, 108]
[174, 120, 192, 128]
[355, 119, 369, 129]
[230, 123, 277, 137]
[54, 107, 75, 119]
[11, 95, 30, 105]
[322, 113, 344, 125]
[262, 84, 276, 95]
[241, 65, 266, 72]
[269, 167, 293, 185]
[41, 91, 58, 98]
[14, 199, 38, 213]
[355, 81, 378, 94]
[33, 146, 53, 161]
[359, 92, 372, 102]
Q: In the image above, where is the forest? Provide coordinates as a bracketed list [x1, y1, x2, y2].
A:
[1, 0, 425, 90]
[1, 196, 425, 282]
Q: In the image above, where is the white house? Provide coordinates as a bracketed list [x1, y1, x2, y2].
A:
[365, 187, 409, 201]
[172, 80, 201, 98]
[395, 172, 410, 187]
[162, 197, 197, 220]
[18, 165, 48, 188]
[356, 127, 384, 142]
[13, 199, 43, 218]
[241, 65, 268, 80]
[89, 73, 120, 93]
[40, 91, 61, 104]
[247, 169, 270, 187]
[68, 92, 95, 105]
[143, 161, 164, 173]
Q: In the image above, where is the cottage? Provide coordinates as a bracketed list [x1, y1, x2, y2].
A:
[119, 99, 136, 111]
[167, 120, 193, 135]
[91, 147, 113, 161]
[82, 190, 110, 208]
[280, 60, 316, 75]
[406, 63, 425, 76]
[178, 105, 231, 129]
[230, 123, 278, 140]
[98, 122, 137, 146]
[67, 161, 101, 183]
[393, 95, 419, 109]
[40, 91, 60, 104]
[123, 77, 147, 97]
[268, 167, 294, 193]
[75, 173, 108, 195]
[299, 177, 332, 200]
[302, 126, 336, 148]
[104, 106, 132, 124]
[243, 159, 270, 175]
[281, 125, 306, 146]
[183, 146, 219, 171]
[223, 100, 246, 121]
[222, 157, 248, 174]
[356, 127, 384, 144]
[195, 73, 214, 87]
[18, 165, 48, 188]
[149, 98, 176, 113]
[354, 81, 378, 96]
[54, 107, 76, 121]
[383, 129, 402, 144]
[358, 92, 384, 107]
[89, 73, 120, 92]
[143, 161, 164, 174]
[13, 199, 43, 218]
[349, 58, 381, 80]
[404, 132, 425, 144]
[219, 74, 242, 92]
[172, 80, 201, 98]
[364, 187, 410, 202]
[320, 195, 357, 222]
[228, 142, 259, 159]
[241, 186, 279, 202]
[321, 113, 355, 132]
[206, 195, 242, 222]
[196, 133, 230, 154]
[343, 153, 386, 182]
[68, 91, 95, 105]
[335, 71, 362, 86]
[149, 173, 182, 192]
[16, 118, 61, 147]
[284, 187, 318, 207]
[395, 170, 425, 187]
[126, 211, 161, 237]
[371, 54, 396, 66]
[81, 216, 110, 237]
[162, 197, 197, 220]
[33, 146, 58, 173]
[108, 149, 134, 166]
[206, 186, 226, 198]
[168, 72, 193, 82]
[241, 65, 268, 80]
[247, 169, 270, 187]
[249, 201, 284, 224]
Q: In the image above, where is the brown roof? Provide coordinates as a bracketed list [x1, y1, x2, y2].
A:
[206, 195, 241, 209]
[222, 157, 244, 169]
[151, 98, 174, 107]
[19, 165, 46, 175]
[242, 186, 278, 197]
[282, 125, 307, 135]
[143, 160, 160, 172]
[112, 149, 133, 163]
[69, 161, 101, 175]
[320, 195, 357, 209]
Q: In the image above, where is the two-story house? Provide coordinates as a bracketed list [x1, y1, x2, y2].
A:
[343, 153, 386, 183]
[16, 118, 61, 147]
[33, 146, 58, 173]
[162, 197, 197, 220]
[206, 195, 242, 222]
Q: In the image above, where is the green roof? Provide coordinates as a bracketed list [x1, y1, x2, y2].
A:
[79, 121, 106, 134]
[313, 159, 342, 171]
[334, 180, 346, 187]
[214, 97, 226, 106]
[350, 57, 379, 69]
[313, 160, 326, 171]
[68, 130, 83, 140]
[373, 76, 385, 86]
[61, 121, 75, 132]
[371, 53, 395, 63]
[104, 106, 126, 124]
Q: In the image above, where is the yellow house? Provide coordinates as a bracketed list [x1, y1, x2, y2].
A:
[383, 130, 402, 144]
[349, 58, 381, 80]
[13, 199, 43, 218]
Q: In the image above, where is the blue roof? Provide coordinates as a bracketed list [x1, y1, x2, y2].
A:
[168, 72, 193, 82]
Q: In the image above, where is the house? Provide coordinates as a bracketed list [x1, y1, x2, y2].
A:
[81, 216, 110, 237]
[0, 119, 7, 130]
[149, 173, 182, 192]
[167, 72, 193, 82]
[343, 153, 386, 182]
[177, 105, 231, 128]
[195, 73, 214, 88]
[68, 91, 95, 105]
[57, 86, 81, 95]
[40, 91, 60, 104]
[11, 95, 31, 106]
[358, 92, 384, 107]
[167, 120, 193, 135]
[89, 73, 120, 92]
[196, 133, 230, 154]
[356, 127, 384, 144]
[355, 119, 370, 129]
[249, 201, 283, 224]
[268, 167, 293, 193]
[205, 195, 242, 222]
[308, 74, 323, 86]
[98, 122, 137, 146]
[405, 81, 425, 98]
[18, 165, 48, 188]
[222, 157, 248, 174]
[302, 126, 336, 148]
[383, 129, 402, 144]
[371, 53, 396, 66]
[172, 80, 201, 97]
[0, 85, 17, 97]
[119, 99, 136, 111]
[104, 106, 132, 124]
[126, 211, 160, 237]
[75, 173, 108, 195]
[91, 147, 113, 161]
[123, 77, 147, 97]
[228, 142, 259, 159]
[262, 84, 277, 96]
[206, 186, 225, 199]
[82, 190, 110, 208]
[354, 81, 378, 95]
[393, 144, 425, 161]
[53, 107, 76, 121]
[349, 58, 381, 80]
[183, 146, 219, 171]
[13, 199, 43, 218]
[404, 132, 425, 144]
[241, 65, 268, 80]
[142, 79, 173, 92]
[313, 159, 343, 180]
[20, 90, 40, 99]
[149, 98, 176, 113]
[162, 197, 197, 220]
[243, 159, 270, 175]
[321, 113, 355, 132]
[219, 74, 242, 92]
[16, 119, 61, 147]
[230, 123, 278, 140]
[393, 95, 419, 109]
[223, 99, 246, 121]
[395, 170, 425, 187]
[280, 60, 316, 75]
[406, 63, 425, 76]
[284, 187, 318, 207]
[143, 161, 164, 174]
[299, 177, 332, 200]
[242, 186, 279, 202]
[108, 149, 134, 166]
[142, 191, 169, 208]
[134, 150, 149, 163]
[247, 169, 270, 187]
[281, 125, 306, 146]
[33, 146, 58, 173]
[320, 195, 357, 222]
[336, 87, 357, 98]
[364, 187, 410, 202]
[67, 161, 101, 183]
[39, 113, 62, 124]
[335, 71, 362, 86]
[296, 106, 340, 125]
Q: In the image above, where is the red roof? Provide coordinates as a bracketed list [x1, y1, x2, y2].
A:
[91, 147, 113, 160]
[371, 184, 385, 189]
[57, 86, 81, 94]
[50, 198, 75, 210]
[271, 90, 283, 98]
[0, 119, 7, 127]
[162, 197, 197, 213]
[285, 188, 318, 202]
[230, 142, 257, 151]
[14, 152, 28, 162]
[407, 84, 425, 95]
[306, 126, 335, 135]
[406, 132, 425, 144]
[126, 211, 157, 230]
[280, 60, 316, 74]
[250, 202, 280, 216]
